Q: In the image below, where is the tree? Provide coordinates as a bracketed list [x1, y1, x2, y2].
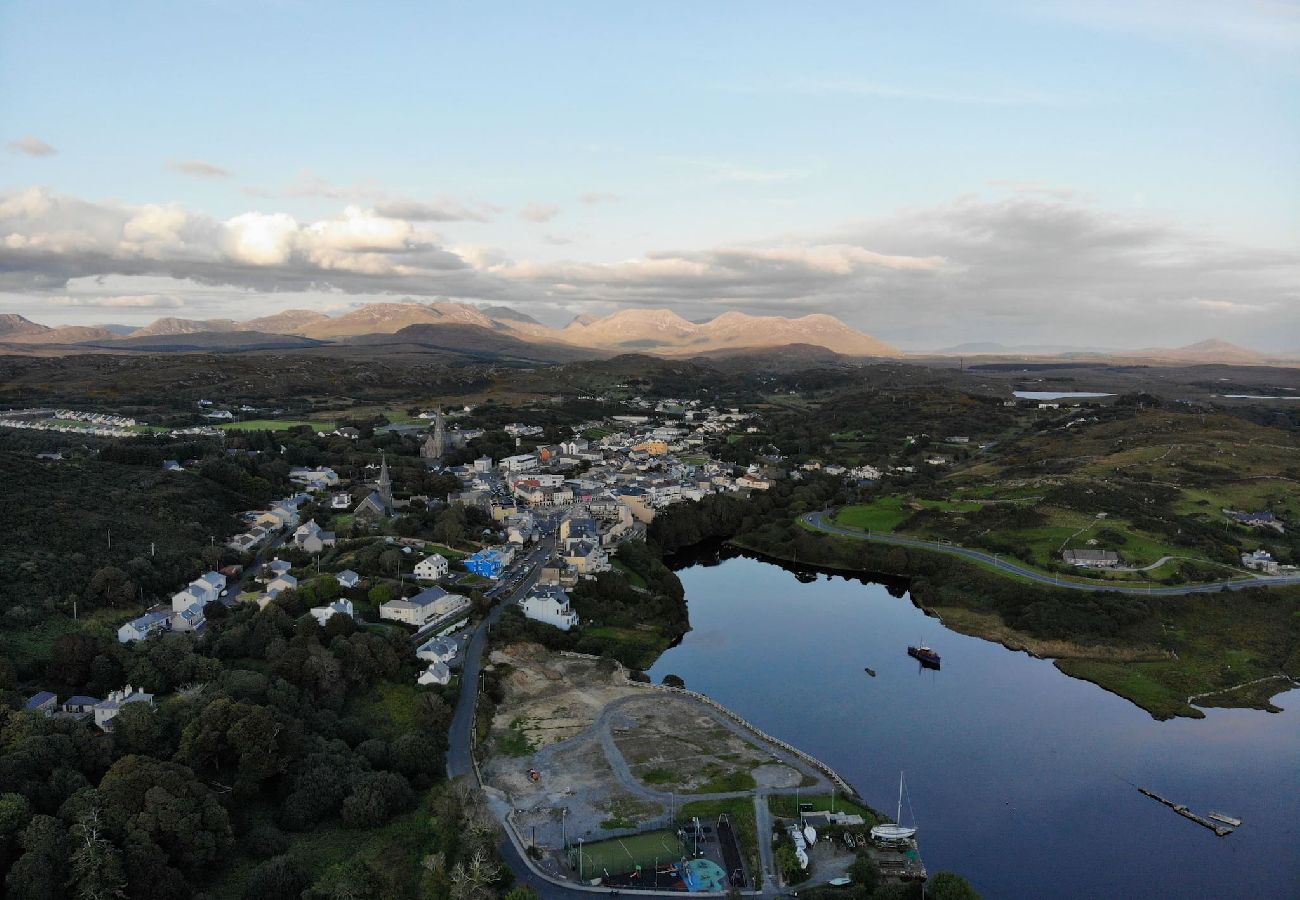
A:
[367, 583, 396, 607]
[504, 887, 537, 900]
[448, 848, 501, 900]
[661, 674, 685, 688]
[927, 871, 981, 900]
[379, 550, 402, 576]
[5, 814, 68, 900]
[847, 853, 880, 894]
[98, 755, 232, 873]
[68, 806, 127, 900]
[340, 772, 414, 828]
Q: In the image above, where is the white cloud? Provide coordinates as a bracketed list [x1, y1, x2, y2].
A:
[374, 199, 487, 222]
[1, 185, 1295, 348]
[165, 159, 234, 178]
[520, 203, 559, 223]
[7, 135, 57, 156]
[578, 192, 621, 204]
[222, 212, 300, 266]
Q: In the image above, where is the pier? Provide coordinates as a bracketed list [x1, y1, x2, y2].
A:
[1137, 788, 1234, 837]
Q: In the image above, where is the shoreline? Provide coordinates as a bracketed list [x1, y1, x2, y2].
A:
[674, 536, 1299, 721]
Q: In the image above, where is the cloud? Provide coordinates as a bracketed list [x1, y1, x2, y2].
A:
[578, 192, 621, 205]
[0, 187, 507, 298]
[373, 199, 487, 222]
[50, 293, 184, 308]
[165, 159, 234, 178]
[7, 136, 57, 157]
[1, 185, 1294, 348]
[519, 203, 559, 223]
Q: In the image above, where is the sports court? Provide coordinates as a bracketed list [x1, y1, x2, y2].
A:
[568, 829, 686, 878]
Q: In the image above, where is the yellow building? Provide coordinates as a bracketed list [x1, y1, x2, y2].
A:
[633, 439, 669, 456]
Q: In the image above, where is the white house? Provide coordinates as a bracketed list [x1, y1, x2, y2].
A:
[293, 519, 336, 554]
[266, 573, 299, 599]
[335, 569, 361, 589]
[501, 453, 538, 473]
[117, 610, 170, 644]
[379, 586, 465, 627]
[288, 466, 340, 489]
[417, 660, 452, 686]
[414, 554, 449, 582]
[415, 636, 458, 664]
[1241, 549, 1280, 574]
[93, 685, 154, 731]
[520, 585, 579, 631]
[309, 598, 354, 627]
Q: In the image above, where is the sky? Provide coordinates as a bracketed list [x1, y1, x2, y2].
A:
[2, 0, 1298, 351]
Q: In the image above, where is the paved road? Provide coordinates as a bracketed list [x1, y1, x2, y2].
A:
[446, 533, 556, 779]
[802, 511, 1300, 596]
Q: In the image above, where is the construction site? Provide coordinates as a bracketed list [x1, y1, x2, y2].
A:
[478, 643, 925, 892]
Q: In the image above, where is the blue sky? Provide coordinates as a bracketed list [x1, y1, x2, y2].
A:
[2, 1, 1297, 349]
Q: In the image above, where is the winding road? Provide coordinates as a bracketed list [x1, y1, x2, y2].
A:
[801, 511, 1300, 595]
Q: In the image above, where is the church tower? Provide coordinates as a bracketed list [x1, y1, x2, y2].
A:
[421, 409, 445, 465]
[377, 451, 393, 509]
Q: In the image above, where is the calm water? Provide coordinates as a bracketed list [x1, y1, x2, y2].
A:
[1012, 390, 1115, 400]
[649, 550, 1300, 900]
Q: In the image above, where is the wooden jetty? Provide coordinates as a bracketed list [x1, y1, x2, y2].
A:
[1137, 788, 1233, 836]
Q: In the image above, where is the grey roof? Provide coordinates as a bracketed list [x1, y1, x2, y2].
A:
[24, 691, 56, 710]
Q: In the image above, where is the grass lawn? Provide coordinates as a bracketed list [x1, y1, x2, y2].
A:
[767, 793, 878, 823]
[834, 498, 911, 532]
[219, 418, 335, 432]
[612, 559, 649, 590]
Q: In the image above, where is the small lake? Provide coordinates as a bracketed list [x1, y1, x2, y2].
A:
[651, 549, 1299, 899]
[1012, 391, 1115, 400]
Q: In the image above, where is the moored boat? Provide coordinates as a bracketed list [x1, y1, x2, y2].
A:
[870, 772, 920, 847]
[907, 645, 941, 668]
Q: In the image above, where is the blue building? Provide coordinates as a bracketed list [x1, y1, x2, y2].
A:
[465, 548, 510, 579]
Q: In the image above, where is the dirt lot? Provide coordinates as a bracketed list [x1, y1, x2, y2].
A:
[481, 643, 821, 855]
[610, 695, 805, 793]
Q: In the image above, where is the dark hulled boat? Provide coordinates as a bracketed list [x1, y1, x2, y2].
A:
[907, 645, 941, 668]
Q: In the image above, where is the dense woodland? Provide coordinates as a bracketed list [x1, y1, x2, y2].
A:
[0, 582, 491, 900]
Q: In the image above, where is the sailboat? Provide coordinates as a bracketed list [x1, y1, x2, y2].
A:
[870, 772, 919, 847]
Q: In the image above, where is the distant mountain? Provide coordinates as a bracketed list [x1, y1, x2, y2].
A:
[242, 309, 330, 333]
[1129, 339, 1267, 365]
[561, 308, 900, 356]
[95, 324, 138, 336]
[83, 331, 326, 352]
[0, 314, 50, 339]
[341, 323, 596, 363]
[934, 341, 1108, 355]
[130, 317, 240, 337]
[1, 303, 900, 358]
[6, 325, 122, 344]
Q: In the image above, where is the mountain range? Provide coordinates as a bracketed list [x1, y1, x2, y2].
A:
[0, 304, 1290, 365]
[0, 303, 901, 358]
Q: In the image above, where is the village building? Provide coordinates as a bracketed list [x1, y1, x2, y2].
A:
[1062, 548, 1120, 567]
[94, 686, 154, 731]
[414, 553, 449, 581]
[309, 598, 355, 627]
[380, 586, 466, 627]
[520, 585, 579, 631]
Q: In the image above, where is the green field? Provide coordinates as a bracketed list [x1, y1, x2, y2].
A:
[219, 418, 336, 432]
[834, 497, 983, 533]
[569, 829, 685, 876]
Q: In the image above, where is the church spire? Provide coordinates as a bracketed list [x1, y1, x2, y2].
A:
[377, 451, 392, 508]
